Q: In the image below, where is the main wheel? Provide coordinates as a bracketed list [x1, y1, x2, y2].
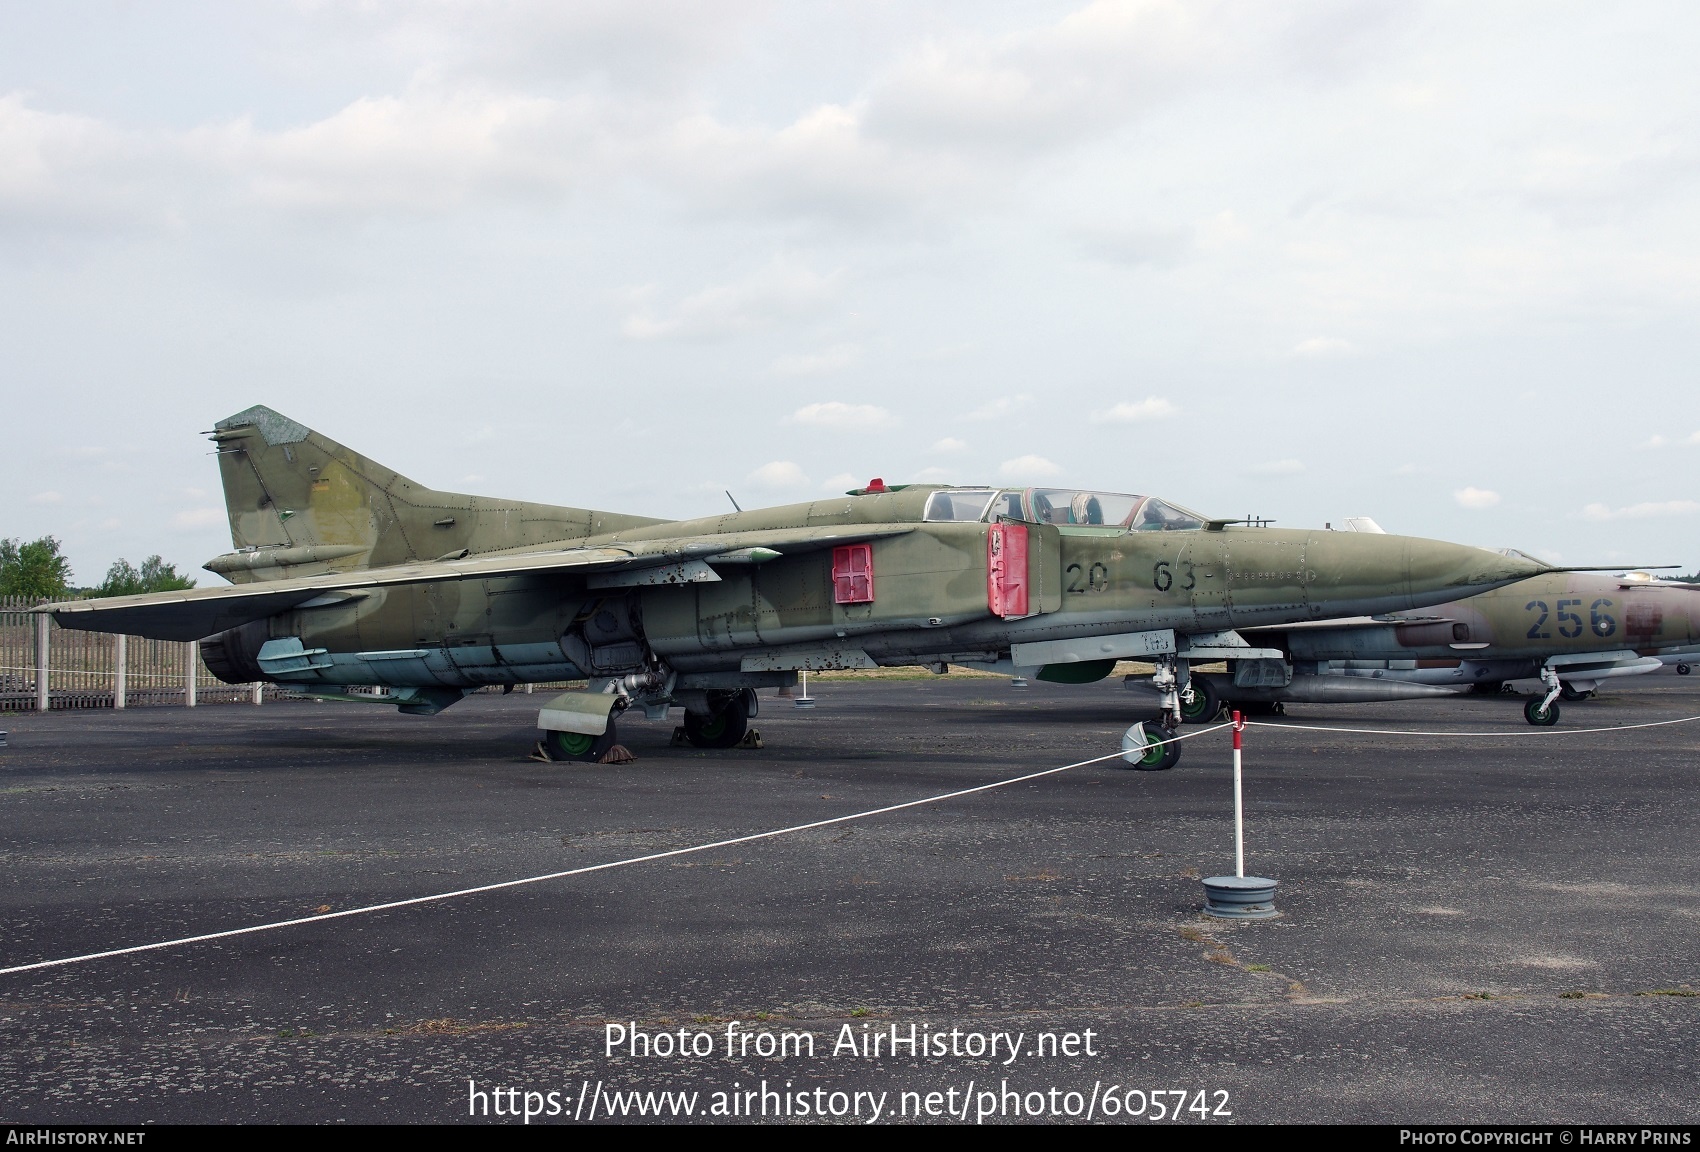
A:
[1559, 683, 1591, 702]
[1180, 678, 1222, 724]
[1119, 721, 1181, 770]
[541, 719, 619, 762]
[682, 695, 749, 749]
[1524, 698, 1560, 727]
[1679, 664, 1691, 675]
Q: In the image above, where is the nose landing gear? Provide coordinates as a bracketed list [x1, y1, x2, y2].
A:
[1121, 654, 1186, 769]
[1524, 665, 1563, 727]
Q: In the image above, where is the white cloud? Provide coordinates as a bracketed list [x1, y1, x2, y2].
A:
[1292, 337, 1355, 358]
[747, 461, 809, 488]
[771, 344, 860, 377]
[1247, 459, 1305, 476]
[821, 472, 859, 492]
[171, 508, 228, 530]
[969, 394, 1031, 421]
[929, 437, 968, 453]
[912, 466, 955, 482]
[1453, 487, 1501, 509]
[788, 401, 893, 429]
[28, 491, 63, 504]
[1582, 500, 1700, 521]
[623, 256, 839, 340]
[998, 454, 1062, 481]
[1092, 396, 1178, 424]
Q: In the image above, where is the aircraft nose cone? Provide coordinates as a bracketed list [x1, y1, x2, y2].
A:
[1407, 541, 1548, 601]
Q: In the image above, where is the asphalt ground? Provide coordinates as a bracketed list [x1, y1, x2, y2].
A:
[1, 671, 1697, 1126]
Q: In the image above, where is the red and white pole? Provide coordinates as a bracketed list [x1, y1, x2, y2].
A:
[1232, 709, 1245, 878]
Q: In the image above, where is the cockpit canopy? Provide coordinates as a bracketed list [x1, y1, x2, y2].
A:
[921, 487, 1207, 531]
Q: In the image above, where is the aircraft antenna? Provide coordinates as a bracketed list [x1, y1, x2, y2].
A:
[725, 490, 742, 512]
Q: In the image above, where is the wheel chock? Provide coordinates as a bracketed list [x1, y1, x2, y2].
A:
[738, 728, 764, 749]
[598, 744, 636, 764]
[671, 726, 690, 747]
[529, 741, 554, 764]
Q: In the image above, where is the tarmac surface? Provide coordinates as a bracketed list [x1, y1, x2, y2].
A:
[1, 671, 1697, 1125]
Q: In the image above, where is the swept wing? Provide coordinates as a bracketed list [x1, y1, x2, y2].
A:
[41, 526, 915, 642]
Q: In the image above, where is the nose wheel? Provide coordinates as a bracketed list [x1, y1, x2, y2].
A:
[1120, 720, 1182, 770]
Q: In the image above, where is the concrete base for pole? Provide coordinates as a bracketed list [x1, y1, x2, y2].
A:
[1201, 876, 1280, 919]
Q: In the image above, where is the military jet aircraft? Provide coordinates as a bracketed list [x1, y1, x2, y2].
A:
[42, 406, 1564, 769]
[1184, 564, 1699, 727]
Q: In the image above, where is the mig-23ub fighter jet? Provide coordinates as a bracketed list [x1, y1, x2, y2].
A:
[1186, 562, 1700, 727]
[42, 406, 1563, 769]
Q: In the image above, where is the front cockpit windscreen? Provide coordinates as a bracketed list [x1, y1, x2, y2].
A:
[921, 486, 1206, 530]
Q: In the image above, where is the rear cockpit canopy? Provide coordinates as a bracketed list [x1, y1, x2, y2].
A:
[921, 487, 1206, 531]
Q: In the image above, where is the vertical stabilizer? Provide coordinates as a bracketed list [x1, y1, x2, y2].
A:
[204, 405, 666, 583]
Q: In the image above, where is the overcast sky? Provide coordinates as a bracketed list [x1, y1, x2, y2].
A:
[4, 1, 1699, 586]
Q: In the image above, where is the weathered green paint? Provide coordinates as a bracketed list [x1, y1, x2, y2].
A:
[43, 407, 1558, 706]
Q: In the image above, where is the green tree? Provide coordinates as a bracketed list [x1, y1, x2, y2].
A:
[95, 555, 198, 597]
[0, 536, 74, 600]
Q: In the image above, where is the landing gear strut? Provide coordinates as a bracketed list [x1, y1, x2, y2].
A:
[1121, 655, 1184, 769]
[1524, 666, 1562, 727]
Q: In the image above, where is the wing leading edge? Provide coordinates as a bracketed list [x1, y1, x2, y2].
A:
[42, 526, 915, 642]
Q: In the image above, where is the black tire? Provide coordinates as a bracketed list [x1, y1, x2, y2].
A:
[1470, 681, 1505, 695]
[542, 719, 619, 763]
[1180, 678, 1221, 724]
[682, 696, 749, 749]
[1679, 664, 1691, 675]
[1559, 683, 1591, 702]
[1524, 698, 1560, 727]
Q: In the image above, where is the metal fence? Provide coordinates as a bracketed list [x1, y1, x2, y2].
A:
[0, 595, 272, 711]
[0, 595, 579, 713]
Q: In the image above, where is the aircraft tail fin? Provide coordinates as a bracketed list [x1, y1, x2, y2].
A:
[205, 405, 665, 583]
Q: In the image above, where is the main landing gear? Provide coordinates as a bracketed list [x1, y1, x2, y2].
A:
[1179, 675, 1222, 724]
[678, 689, 759, 750]
[1524, 666, 1563, 727]
[1121, 655, 1185, 770]
[538, 721, 626, 763]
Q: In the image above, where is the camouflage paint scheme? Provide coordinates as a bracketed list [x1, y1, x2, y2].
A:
[1203, 570, 1700, 712]
[43, 407, 1559, 756]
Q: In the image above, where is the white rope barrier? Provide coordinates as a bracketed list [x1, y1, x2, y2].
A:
[6, 705, 1693, 980]
[0, 726, 1232, 979]
[1243, 713, 1700, 738]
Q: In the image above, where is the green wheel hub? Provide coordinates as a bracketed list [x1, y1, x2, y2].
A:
[546, 729, 595, 758]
